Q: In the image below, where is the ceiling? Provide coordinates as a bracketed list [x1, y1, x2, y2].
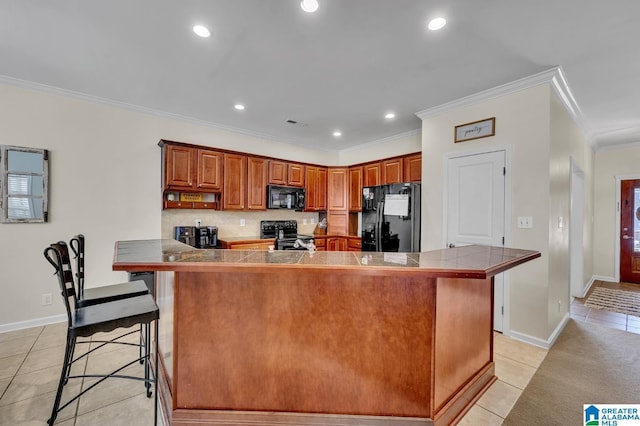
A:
[1, 0, 639, 152]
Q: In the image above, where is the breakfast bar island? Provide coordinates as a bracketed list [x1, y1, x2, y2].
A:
[113, 240, 539, 426]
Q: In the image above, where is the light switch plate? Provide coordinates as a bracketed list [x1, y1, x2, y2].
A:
[517, 216, 533, 229]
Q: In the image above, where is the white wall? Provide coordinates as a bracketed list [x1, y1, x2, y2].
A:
[0, 83, 337, 329]
[593, 143, 640, 279]
[548, 94, 594, 331]
[419, 82, 598, 343]
[337, 130, 421, 166]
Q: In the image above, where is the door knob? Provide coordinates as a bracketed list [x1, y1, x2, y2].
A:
[622, 235, 631, 240]
[448, 243, 456, 248]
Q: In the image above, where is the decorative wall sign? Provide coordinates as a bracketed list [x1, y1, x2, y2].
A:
[454, 117, 495, 143]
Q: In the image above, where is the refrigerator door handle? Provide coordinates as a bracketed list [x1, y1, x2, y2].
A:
[376, 201, 384, 251]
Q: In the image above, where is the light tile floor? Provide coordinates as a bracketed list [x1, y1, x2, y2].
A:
[2, 280, 638, 425]
[0, 322, 155, 425]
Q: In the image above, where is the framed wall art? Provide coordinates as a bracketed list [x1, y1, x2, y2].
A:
[454, 117, 495, 143]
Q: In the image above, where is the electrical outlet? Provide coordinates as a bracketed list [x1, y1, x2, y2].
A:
[41, 293, 52, 306]
[240, 219, 246, 227]
[557, 300, 562, 312]
[310, 218, 315, 224]
[303, 219, 308, 225]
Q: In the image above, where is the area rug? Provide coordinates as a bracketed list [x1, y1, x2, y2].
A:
[503, 319, 640, 426]
[584, 287, 640, 317]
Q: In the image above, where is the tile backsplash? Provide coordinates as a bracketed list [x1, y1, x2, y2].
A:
[162, 209, 320, 239]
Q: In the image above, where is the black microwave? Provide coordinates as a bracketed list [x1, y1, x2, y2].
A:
[267, 185, 306, 210]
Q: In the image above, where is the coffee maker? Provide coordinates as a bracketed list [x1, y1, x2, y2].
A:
[195, 226, 218, 248]
[174, 225, 218, 248]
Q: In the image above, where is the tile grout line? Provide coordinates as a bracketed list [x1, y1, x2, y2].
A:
[0, 327, 46, 403]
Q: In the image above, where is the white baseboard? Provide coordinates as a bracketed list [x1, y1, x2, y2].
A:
[592, 275, 617, 283]
[0, 314, 66, 334]
[505, 313, 571, 350]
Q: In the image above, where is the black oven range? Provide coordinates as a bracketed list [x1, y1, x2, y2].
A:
[260, 220, 314, 251]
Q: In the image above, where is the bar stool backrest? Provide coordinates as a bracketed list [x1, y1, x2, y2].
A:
[69, 234, 85, 299]
[43, 241, 78, 326]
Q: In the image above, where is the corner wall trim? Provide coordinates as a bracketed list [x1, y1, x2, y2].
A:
[0, 314, 66, 334]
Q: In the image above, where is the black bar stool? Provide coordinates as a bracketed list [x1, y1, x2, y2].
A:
[44, 241, 159, 425]
[69, 234, 149, 305]
[69, 234, 151, 363]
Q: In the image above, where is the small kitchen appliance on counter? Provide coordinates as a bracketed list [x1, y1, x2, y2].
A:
[174, 225, 218, 248]
[260, 220, 314, 250]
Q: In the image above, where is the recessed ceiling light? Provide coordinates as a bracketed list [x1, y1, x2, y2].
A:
[300, 0, 319, 13]
[333, 131, 342, 137]
[234, 104, 245, 111]
[193, 25, 211, 38]
[428, 17, 446, 31]
[385, 112, 396, 119]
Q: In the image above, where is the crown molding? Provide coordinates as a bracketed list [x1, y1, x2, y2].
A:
[339, 128, 421, 153]
[415, 67, 592, 145]
[0, 74, 343, 152]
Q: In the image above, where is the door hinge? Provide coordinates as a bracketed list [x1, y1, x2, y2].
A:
[501, 306, 504, 315]
[502, 236, 505, 245]
[503, 167, 506, 176]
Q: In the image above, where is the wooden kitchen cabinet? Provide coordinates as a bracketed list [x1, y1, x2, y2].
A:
[313, 236, 326, 251]
[288, 163, 305, 187]
[381, 157, 403, 184]
[363, 163, 381, 187]
[221, 240, 273, 250]
[348, 166, 362, 211]
[347, 237, 362, 252]
[327, 236, 347, 251]
[328, 167, 348, 211]
[268, 161, 305, 187]
[268, 160, 287, 185]
[164, 144, 195, 189]
[223, 153, 246, 210]
[164, 144, 223, 191]
[327, 211, 348, 235]
[305, 166, 328, 211]
[196, 149, 223, 190]
[246, 156, 267, 210]
[403, 153, 422, 182]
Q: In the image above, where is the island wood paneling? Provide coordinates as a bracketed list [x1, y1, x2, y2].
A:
[174, 269, 435, 417]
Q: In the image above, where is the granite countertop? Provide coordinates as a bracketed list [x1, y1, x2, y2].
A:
[113, 239, 540, 278]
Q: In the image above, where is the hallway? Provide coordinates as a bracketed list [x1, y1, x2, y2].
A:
[570, 280, 640, 333]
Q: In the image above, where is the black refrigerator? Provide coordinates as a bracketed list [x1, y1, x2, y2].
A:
[361, 182, 421, 252]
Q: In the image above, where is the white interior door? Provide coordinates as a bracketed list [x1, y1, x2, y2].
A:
[446, 150, 506, 331]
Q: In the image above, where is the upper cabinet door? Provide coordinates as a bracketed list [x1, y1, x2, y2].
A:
[317, 167, 327, 211]
[288, 163, 305, 187]
[268, 160, 287, 185]
[349, 166, 362, 211]
[165, 145, 195, 189]
[196, 149, 223, 190]
[403, 153, 422, 182]
[363, 163, 381, 187]
[247, 156, 267, 210]
[381, 158, 403, 184]
[223, 153, 246, 210]
[328, 167, 348, 211]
